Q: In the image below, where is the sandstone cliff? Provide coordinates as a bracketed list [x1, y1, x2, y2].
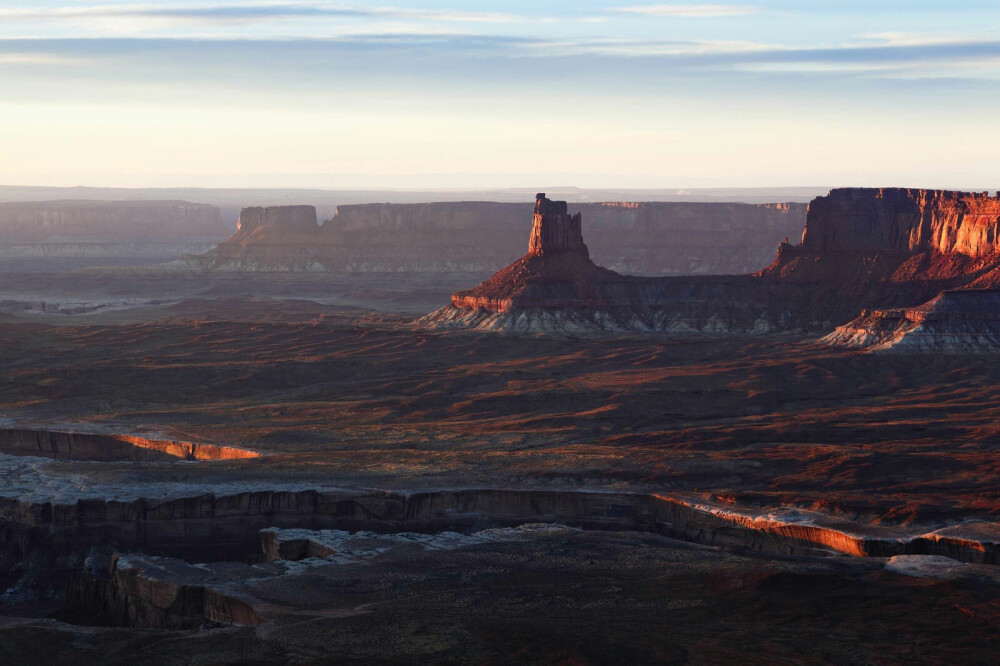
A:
[196, 200, 806, 275]
[802, 188, 1000, 256]
[423, 188, 1000, 336]
[754, 188, 1000, 329]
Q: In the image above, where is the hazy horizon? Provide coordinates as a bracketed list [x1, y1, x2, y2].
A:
[2, 1, 999, 189]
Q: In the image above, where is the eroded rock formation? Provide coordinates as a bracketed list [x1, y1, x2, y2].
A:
[823, 289, 1000, 352]
[421, 188, 1000, 335]
[0, 428, 259, 462]
[754, 188, 1000, 333]
[421, 194, 782, 333]
[193, 199, 806, 275]
[802, 188, 1000, 255]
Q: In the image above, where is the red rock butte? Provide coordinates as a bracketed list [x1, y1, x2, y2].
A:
[526, 193, 587, 257]
[448, 194, 631, 315]
[423, 187, 1000, 337]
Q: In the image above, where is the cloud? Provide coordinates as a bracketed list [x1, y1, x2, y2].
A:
[612, 4, 758, 17]
[0, 3, 527, 24]
[0, 52, 88, 65]
[2, 29, 1000, 91]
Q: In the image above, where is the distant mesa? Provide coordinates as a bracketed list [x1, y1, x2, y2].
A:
[236, 205, 319, 235]
[421, 188, 1000, 341]
[0, 200, 227, 243]
[188, 199, 806, 275]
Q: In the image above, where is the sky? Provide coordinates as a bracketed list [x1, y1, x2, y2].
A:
[1, 1, 999, 189]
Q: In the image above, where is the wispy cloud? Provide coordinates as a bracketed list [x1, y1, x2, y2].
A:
[0, 52, 88, 65]
[0, 2, 528, 24]
[612, 4, 758, 17]
[527, 37, 774, 57]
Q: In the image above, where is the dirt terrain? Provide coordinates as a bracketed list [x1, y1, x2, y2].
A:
[0, 294, 996, 518]
[0, 273, 997, 662]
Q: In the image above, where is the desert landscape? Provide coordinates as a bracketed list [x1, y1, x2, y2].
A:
[0, 188, 996, 663]
[2, 1, 999, 663]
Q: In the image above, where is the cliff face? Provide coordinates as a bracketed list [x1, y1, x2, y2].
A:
[527, 194, 587, 257]
[235, 205, 318, 235]
[423, 188, 1000, 336]
[752, 188, 1000, 330]
[801, 188, 1000, 256]
[0, 200, 227, 242]
[196, 200, 806, 275]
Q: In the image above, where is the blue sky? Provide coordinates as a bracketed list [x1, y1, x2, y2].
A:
[1, 1, 999, 189]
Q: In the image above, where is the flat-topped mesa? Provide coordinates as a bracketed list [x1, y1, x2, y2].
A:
[236, 205, 318, 234]
[527, 193, 589, 257]
[802, 188, 1000, 256]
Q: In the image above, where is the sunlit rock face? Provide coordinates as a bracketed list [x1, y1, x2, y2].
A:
[748, 188, 1000, 331]
[802, 188, 1000, 256]
[423, 188, 1000, 336]
[527, 194, 587, 257]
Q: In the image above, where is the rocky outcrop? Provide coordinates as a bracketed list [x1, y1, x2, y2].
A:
[802, 188, 1000, 256]
[66, 552, 262, 628]
[527, 195, 587, 256]
[420, 188, 1000, 335]
[823, 289, 1000, 352]
[193, 199, 806, 275]
[424, 194, 652, 332]
[0, 428, 258, 462]
[752, 188, 1000, 329]
[5, 484, 998, 625]
[420, 194, 788, 334]
[0, 200, 227, 242]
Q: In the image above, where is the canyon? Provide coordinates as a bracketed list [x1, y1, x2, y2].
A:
[0, 188, 998, 662]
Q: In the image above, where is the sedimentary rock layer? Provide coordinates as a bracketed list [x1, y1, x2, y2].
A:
[0, 200, 227, 242]
[823, 289, 1000, 352]
[236, 205, 318, 234]
[0, 428, 259, 462]
[421, 194, 790, 334]
[4, 486, 996, 575]
[196, 200, 805, 275]
[802, 188, 1000, 256]
[752, 189, 1000, 329]
[426, 188, 1000, 335]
